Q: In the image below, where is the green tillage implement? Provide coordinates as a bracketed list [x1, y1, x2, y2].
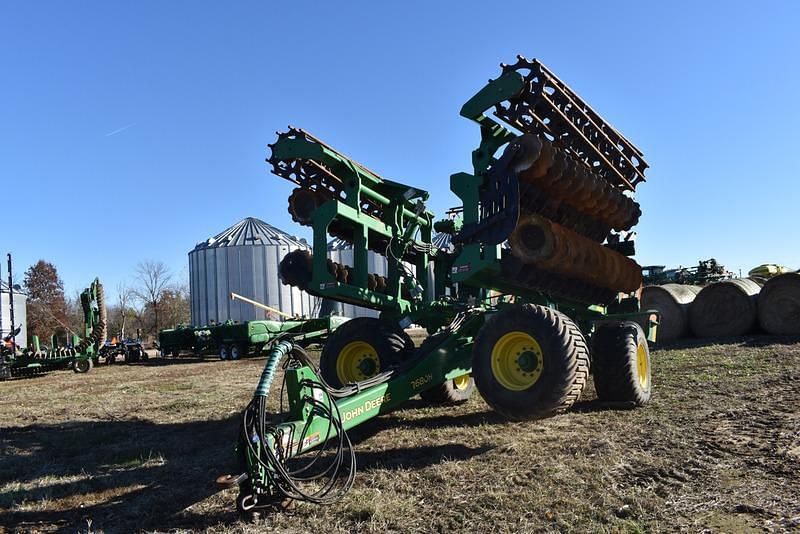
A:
[1, 278, 106, 379]
[220, 56, 659, 515]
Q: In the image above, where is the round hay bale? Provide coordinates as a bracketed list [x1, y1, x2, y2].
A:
[757, 272, 800, 335]
[641, 284, 702, 342]
[689, 278, 762, 338]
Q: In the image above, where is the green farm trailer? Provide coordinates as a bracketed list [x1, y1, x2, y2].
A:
[212, 315, 349, 360]
[218, 56, 658, 515]
[158, 324, 212, 358]
[158, 316, 348, 360]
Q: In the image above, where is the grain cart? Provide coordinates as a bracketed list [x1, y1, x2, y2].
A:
[1, 278, 106, 378]
[218, 56, 657, 515]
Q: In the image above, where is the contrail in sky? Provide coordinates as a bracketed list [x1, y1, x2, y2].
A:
[105, 123, 136, 137]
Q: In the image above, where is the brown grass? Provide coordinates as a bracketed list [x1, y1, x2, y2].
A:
[1, 336, 799, 533]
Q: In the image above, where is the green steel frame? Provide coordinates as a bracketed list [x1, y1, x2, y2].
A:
[158, 316, 349, 358]
[270, 133, 435, 319]
[212, 316, 349, 352]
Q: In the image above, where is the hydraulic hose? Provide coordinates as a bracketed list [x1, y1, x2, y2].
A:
[254, 339, 294, 397]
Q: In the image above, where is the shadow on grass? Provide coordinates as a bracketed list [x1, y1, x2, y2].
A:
[357, 443, 495, 471]
[0, 405, 501, 532]
[131, 354, 274, 367]
[349, 397, 624, 445]
[138, 356, 214, 366]
[348, 406, 505, 445]
[0, 417, 242, 533]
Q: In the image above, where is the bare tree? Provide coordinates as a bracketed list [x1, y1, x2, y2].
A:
[116, 283, 134, 339]
[133, 261, 172, 335]
[160, 283, 191, 329]
[106, 283, 135, 340]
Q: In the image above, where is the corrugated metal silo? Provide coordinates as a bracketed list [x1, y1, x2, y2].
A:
[0, 282, 27, 349]
[326, 238, 386, 318]
[432, 232, 453, 253]
[189, 217, 316, 325]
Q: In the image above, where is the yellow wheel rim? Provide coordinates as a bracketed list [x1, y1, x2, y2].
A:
[336, 341, 380, 384]
[636, 342, 649, 388]
[453, 374, 471, 391]
[490, 331, 544, 391]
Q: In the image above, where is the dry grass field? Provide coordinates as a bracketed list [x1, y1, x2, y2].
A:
[1, 336, 799, 533]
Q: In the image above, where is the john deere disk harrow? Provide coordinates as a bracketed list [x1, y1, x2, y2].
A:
[219, 56, 657, 516]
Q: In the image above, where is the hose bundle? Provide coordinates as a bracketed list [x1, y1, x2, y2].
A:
[240, 339, 396, 507]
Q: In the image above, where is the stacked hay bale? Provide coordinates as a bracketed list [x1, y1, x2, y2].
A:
[757, 272, 800, 335]
[689, 278, 763, 338]
[640, 284, 702, 342]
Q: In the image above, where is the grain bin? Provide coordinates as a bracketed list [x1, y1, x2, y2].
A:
[757, 272, 800, 335]
[326, 238, 386, 318]
[641, 284, 702, 342]
[0, 281, 27, 349]
[189, 217, 316, 325]
[689, 278, 762, 338]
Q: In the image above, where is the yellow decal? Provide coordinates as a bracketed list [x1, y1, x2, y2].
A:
[410, 374, 432, 390]
[342, 393, 391, 423]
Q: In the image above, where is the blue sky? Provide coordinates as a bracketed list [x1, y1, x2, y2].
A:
[2, 1, 799, 302]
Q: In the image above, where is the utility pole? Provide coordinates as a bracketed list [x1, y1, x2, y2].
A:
[7, 254, 16, 353]
[0, 256, 4, 365]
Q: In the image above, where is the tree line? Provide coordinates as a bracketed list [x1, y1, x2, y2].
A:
[21, 259, 190, 346]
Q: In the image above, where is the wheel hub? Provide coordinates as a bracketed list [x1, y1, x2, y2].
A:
[453, 374, 471, 391]
[636, 343, 649, 388]
[337, 341, 380, 383]
[490, 331, 544, 391]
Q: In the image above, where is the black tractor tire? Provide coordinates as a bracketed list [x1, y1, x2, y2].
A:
[591, 321, 652, 405]
[320, 317, 414, 388]
[420, 377, 475, 404]
[473, 304, 589, 421]
[73, 358, 94, 374]
[418, 331, 475, 404]
[230, 344, 244, 360]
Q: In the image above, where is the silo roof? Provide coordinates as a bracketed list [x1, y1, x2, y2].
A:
[327, 237, 353, 251]
[194, 217, 309, 250]
[432, 233, 453, 251]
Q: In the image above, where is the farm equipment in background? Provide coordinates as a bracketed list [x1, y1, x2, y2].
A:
[99, 332, 148, 364]
[158, 324, 212, 358]
[157, 293, 347, 360]
[1, 278, 107, 378]
[211, 315, 348, 361]
[642, 258, 734, 286]
[218, 56, 658, 516]
[748, 263, 793, 282]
